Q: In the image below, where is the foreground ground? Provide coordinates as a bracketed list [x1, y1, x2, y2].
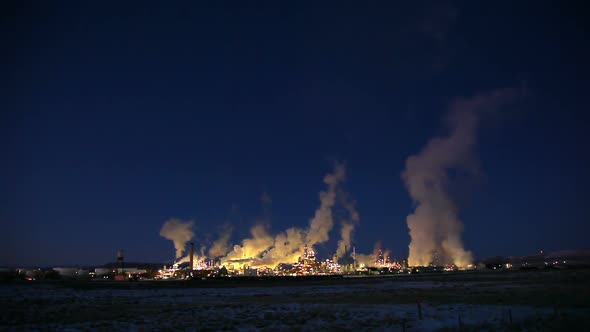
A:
[1, 269, 589, 331]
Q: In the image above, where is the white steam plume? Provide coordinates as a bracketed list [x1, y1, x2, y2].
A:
[262, 162, 346, 264]
[335, 193, 360, 259]
[305, 162, 346, 246]
[223, 223, 274, 263]
[355, 241, 383, 266]
[221, 163, 347, 268]
[159, 218, 195, 259]
[208, 225, 233, 258]
[402, 88, 517, 267]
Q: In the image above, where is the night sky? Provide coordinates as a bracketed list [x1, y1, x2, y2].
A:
[2, 1, 589, 266]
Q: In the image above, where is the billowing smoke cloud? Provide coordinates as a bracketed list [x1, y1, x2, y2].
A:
[262, 162, 346, 265]
[402, 88, 517, 267]
[257, 226, 305, 267]
[159, 218, 194, 259]
[221, 163, 347, 268]
[208, 225, 233, 258]
[160, 163, 356, 269]
[355, 242, 384, 266]
[223, 223, 274, 263]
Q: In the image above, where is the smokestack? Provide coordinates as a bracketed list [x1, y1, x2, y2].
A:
[117, 250, 124, 265]
[189, 242, 194, 270]
[117, 250, 124, 274]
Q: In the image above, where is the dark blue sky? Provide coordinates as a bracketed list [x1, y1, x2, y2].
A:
[2, 1, 589, 266]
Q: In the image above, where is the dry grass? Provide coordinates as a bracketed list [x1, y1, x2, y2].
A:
[1, 269, 589, 330]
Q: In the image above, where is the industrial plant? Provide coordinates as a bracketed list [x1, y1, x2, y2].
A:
[5, 247, 589, 283]
[154, 243, 406, 280]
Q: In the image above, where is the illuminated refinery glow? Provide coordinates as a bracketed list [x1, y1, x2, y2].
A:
[36, 93, 527, 283]
[155, 243, 415, 279]
[156, 161, 477, 280]
[156, 93, 520, 278]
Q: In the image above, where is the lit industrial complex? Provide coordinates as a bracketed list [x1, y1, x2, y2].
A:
[149, 242, 408, 280]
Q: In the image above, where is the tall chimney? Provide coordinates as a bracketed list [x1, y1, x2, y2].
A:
[189, 242, 194, 270]
[117, 250, 124, 274]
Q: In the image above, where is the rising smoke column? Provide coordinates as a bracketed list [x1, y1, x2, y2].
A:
[222, 163, 347, 268]
[159, 218, 195, 259]
[208, 225, 233, 258]
[402, 88, 517, 267]
[265, 162, 347, 263]
[305, 162, 346, 246]
[335, 192, 360, 259]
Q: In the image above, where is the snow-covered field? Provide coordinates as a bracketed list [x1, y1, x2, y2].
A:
[1, 271, 589, 331]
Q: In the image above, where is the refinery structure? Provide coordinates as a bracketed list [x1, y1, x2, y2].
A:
[154, 242, 405, 280]
[12, 156, 483, 281]
[25, 161, 470, 281]
[10, 248, 589, 282]
[152, 164, 423, 280]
